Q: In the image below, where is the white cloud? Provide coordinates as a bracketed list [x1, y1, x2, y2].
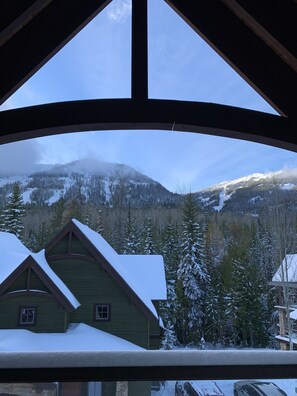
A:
[107, 0, 131, 22]
[0, 140, 42, 175]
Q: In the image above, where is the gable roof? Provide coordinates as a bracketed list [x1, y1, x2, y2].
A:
[272, 254, 297, 283]
[71, 219, 166, 320]
[0, 232, 80, 311]
[46, 219, 166, 322]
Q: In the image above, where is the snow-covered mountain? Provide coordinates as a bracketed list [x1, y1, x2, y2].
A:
[0, 159, 180, 208]
[1, 160, 297, 214]
[194, 169, 297, 214]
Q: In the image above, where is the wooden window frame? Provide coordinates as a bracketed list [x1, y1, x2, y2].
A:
[18, 306, 37, 326]
[93, 303, 111, 322]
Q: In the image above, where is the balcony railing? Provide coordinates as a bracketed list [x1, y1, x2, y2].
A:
[1, 350, 297, 383]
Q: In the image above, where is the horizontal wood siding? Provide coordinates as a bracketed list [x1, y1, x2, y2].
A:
[0, 296, 65, 332]
[49, 239, 69, 255]
[70, 234, 92, 256]
[6, 271, 27, 292]
[49, 240, 151, 348]
[30, 270, 50, 292]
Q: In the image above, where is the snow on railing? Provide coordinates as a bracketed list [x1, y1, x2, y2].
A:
[0, 350, 297, 382]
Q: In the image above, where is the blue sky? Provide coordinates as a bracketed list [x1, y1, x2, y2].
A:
[1, 0, 297, 192]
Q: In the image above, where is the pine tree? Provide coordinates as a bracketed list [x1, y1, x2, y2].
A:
[123, 207, 140, 254]
[176, 193, 209, 345]
[143, 217, 156, 255]
[50, 196, 66, 235]
[95, 208, 104, 235]
[227, 256, 269, 347]
[161, 320, 177, 350]
[0, 183, 26, 239]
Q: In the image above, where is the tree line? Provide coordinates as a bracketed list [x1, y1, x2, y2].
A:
[1, 183, 296, 349]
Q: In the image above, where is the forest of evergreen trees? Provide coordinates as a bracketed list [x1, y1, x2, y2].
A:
[1, 183, 296, 350]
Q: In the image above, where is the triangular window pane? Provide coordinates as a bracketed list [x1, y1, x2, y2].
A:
[1, 0, 131, 110]
[148, 0, 276, 114]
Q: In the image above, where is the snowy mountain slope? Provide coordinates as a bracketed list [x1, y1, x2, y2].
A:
[0, 159, 180, 208]
[194, 169, 297, 214]
[1, 160, 297, 214]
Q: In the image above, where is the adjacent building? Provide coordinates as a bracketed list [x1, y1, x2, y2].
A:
[271, 254, 297, 350]
[0, 219, 167, 395]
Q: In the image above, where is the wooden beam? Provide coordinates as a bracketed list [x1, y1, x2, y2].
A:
[0, 0, 111, 104]
[0, 99, 296, 151]
[131, 0, 148, 99]
[221, 0, 297, 73]
[165, 0, 297, 120]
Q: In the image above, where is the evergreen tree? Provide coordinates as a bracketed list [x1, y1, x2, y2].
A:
[161, 320, 177, 350]
[0, 183, 26, 239]
[50, 196, 66, 235]
[95, 208, 104, 235]
[176, 193, 209, 345]
[227, 257, 269, 347]
[143, 217, 156, 255]
[123, 207, 140, 254]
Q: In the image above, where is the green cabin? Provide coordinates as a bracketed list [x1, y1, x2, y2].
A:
[0, 219, 167, 395]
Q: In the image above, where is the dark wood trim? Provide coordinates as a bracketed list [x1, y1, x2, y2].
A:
[0, 255, 76, 312]
[131, 0, 148, 100]
[0, 99, 295, 151]
[0, 291, 55, 301]
[0, 0, 111, 104]
[26, 267, 31, 290]
[46, 254, 97, 263]
[68, 231, 71, 254]
[165, 0, 297, 119]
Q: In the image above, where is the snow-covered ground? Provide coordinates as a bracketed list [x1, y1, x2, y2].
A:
[153, 378, 297, 395]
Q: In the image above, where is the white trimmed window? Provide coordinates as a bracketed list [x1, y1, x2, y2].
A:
[19, 307, 36, 326]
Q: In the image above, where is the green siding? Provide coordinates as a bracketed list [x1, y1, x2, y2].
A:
[0, 296, 66, 332]
[49, 233, 70, 256]
[50, 255, 150, 348]
[47, 239, 160, 348]
[6, 271, 27, 292]
[70, 234, 91, 256]
[30, 270, 50, 292]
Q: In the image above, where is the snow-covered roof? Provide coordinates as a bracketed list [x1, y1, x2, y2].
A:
[120, 255, 167, 301]
[32, 250, 80, 309]
[272, 254, 297, 283]
[0, 323, 143, 352]
[0, 232, 79, 309]
[72, 219, 165, 319]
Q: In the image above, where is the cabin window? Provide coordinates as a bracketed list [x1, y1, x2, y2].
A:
[94, 304, 110, 321]
[18, 307, 36, 326]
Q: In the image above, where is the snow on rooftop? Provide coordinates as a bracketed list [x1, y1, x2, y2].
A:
[120, 255, 167, 301]
[33, 250, 80, 309]
[72, 219, 163, 319]
[272, 254, 297, 283]
[0, 232, 30, 255]
[0, 232, 79, 309]
[0, 323, 143, 352]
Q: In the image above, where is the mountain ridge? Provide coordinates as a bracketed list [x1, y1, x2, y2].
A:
[1, 159, 297, 213]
